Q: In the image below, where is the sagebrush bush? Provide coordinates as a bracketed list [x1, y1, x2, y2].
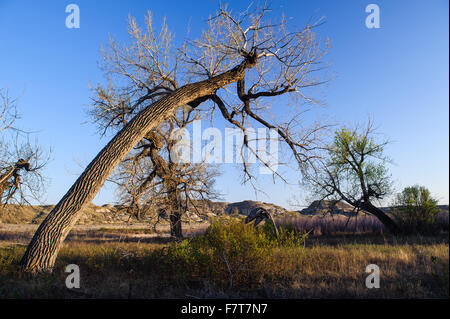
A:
[163, 217, 307, 289]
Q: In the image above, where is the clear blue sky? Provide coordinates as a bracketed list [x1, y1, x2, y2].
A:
[0, 0, 448, 208]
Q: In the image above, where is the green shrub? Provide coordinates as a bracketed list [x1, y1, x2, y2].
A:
[262, 219, 308, 247]
[393, 185, 440, 234]
[163, 216, 307, 289]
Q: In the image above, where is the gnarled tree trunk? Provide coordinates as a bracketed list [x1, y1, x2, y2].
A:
[169, 210, 183, 239]
[360, 201, 401, 234]
[167, 182, 182, 239]
[20, 57, 256, 273]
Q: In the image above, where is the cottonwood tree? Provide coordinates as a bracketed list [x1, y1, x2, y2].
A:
[303, 122, 401, 234]
[0, 89, 48, 207]
[101, 106, 221, 238]
[21, 3, 329, 272]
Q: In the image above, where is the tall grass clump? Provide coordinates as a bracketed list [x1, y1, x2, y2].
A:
[163, 217, 307, 289]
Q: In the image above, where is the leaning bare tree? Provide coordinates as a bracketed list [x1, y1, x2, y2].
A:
[0, 89, 48, 208]
[21, 3, 329, 272]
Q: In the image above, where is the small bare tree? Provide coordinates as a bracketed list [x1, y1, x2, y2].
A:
[103, 106, 221, 238]
[0, 89, 48, 208]
[22, 3, 330, 272]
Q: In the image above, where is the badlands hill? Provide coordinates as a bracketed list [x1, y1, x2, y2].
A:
[1, 200, 447, 225]
[299, 200, 361, 216]
[0, 200, 288, 225]
[299, 200, 449, 217]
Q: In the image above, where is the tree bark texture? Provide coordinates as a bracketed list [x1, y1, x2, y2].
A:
[21, 58, 255, 273]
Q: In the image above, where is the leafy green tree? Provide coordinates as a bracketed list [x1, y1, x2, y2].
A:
[393, 185, 440, 234]
[304, 122, 401, 233]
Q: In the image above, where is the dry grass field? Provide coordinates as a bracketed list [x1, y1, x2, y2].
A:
[0, 215, 448, 299]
